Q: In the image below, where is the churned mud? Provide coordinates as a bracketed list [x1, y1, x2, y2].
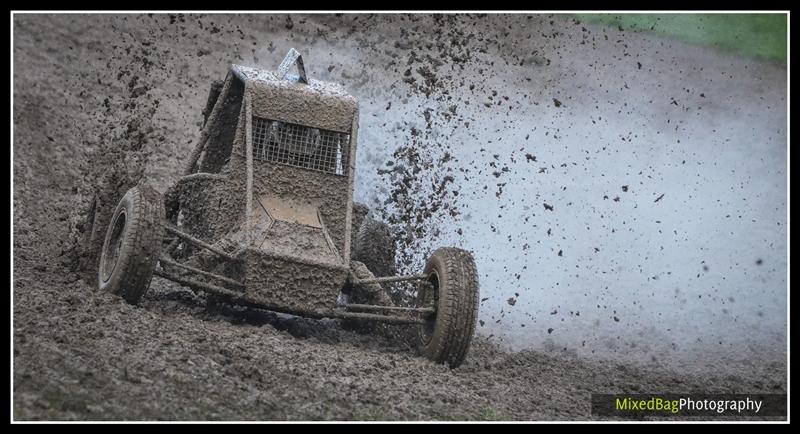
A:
[12, 261, 787, 420]
[13, 13, 786, 420]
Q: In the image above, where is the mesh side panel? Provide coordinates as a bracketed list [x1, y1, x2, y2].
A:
[252, 117, 350, 176]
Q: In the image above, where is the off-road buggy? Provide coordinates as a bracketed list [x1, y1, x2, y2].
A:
[98, 49, 479, 367]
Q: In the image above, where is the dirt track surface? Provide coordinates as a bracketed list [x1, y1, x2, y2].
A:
[13, 14, 786, 421]
[12, 263, 787, 421]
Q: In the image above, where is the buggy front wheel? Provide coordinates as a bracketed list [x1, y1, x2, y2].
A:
[417, 247, 480, 368]
[98, 185, 165, 304]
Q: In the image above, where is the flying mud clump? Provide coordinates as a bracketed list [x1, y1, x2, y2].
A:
[66, 41, 169, 283]
[373, 15, 493, 278]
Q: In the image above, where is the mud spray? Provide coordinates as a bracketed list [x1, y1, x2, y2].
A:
[13, 14, 786, 420]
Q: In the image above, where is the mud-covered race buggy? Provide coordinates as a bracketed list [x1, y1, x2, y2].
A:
[98, 49, 479, 367]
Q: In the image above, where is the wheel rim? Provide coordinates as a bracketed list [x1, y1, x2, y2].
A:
[101, 210, 126, 283]
[419, 270, 440, 345]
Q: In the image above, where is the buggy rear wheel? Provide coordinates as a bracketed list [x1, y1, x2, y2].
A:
[98, 185, 165, 304]
[353, 218, 396, 277]
[417, 247, 480, 368]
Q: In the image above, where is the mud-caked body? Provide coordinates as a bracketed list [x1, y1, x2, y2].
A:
[99, 50, 480, 368]
[171, 63, 359, 317]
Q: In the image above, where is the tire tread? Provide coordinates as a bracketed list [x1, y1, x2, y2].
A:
[99, 185, 164, 304]
[419, 247, 479, 368]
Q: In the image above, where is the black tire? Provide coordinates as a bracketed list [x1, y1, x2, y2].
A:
[98, 185, 165, 304]
[353, 218, 396, 277]
[417, 247, 480, 368]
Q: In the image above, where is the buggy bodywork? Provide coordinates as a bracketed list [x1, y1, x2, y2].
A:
[98, 50, 480, 367]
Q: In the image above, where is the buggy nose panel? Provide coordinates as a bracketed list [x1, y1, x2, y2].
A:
[242, 248, 350, 317]
[249, 194, 343, 263]
[228, 195, 349, 317]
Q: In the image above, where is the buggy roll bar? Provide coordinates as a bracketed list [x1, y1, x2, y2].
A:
[277, 48, 308, 84]
[183, 48, 308, 176]
[184, 73, 234, 175]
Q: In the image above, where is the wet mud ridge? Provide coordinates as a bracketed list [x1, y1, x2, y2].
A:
[13, 14, 786, 420]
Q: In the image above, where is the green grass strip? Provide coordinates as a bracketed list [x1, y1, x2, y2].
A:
[573, 13, 787, 63]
